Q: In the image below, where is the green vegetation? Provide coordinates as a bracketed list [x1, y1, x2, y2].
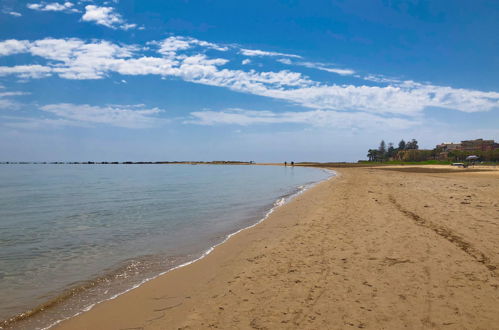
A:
[359, 160, 453, 165]
[367, 139, 420, 162]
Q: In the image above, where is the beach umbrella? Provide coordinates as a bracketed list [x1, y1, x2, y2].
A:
[466, 155, 479, 161]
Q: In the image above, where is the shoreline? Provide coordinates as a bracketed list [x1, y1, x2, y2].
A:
[54, 165, 499, 329]
[46, 170, 335, 329]
[2, 167, 334, 330]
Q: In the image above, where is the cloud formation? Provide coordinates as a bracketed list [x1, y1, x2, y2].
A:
[27, 2, 78, 13]
[299, 61, 355, 76]
[155, 36, 228, 57]
[4, 10, 22, 17]
[0, 39, 31, 56]
[240, 48, 301, 58]
[2, 116, 88, 129]
[82, 5, 136, 30]
[187, 108, 418, 129]
[0, 64, 53, 79]
[40, 104, 163, 128]
[0, 89, 29, 110]
[0, 38, 138, 79]
[259, 82, 499, 115]
[277, 58, 355, 76]
[0, 36, 497, 126]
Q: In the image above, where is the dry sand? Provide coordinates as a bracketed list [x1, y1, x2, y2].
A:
[56, 166, 499, 329]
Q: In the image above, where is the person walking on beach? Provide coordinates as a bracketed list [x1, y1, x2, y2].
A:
[284, 161, 287, 166]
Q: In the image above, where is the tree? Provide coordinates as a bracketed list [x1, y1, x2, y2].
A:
[413, 139, 419, 150]
[387, 142, 395, 158]
[367, 149, 375, 162]
[367, 149, 382, 162]
[399, 149, 431, 161]
[406, 139, 419, 150]
[398, 139, 406, 150]
[378, 140, 386, 157]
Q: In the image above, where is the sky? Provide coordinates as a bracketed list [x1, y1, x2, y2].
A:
[0, 0, 498, 162]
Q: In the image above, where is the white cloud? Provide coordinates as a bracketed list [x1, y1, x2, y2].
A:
[172, 56, 312, 93]
[4, 37, 308, 90]
[0, 39, 30, 56]
[32, 38, 135, 60]
[326, 68, 355, 76]
[277, 58, 292, 65]
[0, 99, 17, 110]
[300, 62, 355, 76]
[362, 74, 401, 84]
[0, 37, 497, 120]
[242, 59, 251, 65]
[186, 108, 418, 129]
[0, 38, 139, 79]
[155, 37, 193, 56]
[0, 91, 29, 97]
[192, 39, 229, 52]
[240, 48, 302, 58]
[0, 89, 29, 110]
[110, 57, 178, 76]
[278, 59, 355, 76]
[155, 36, 228, 57]
[40, 103, 164, 128]
[259, 83, 499, 116]
[4, 11, 22, 17]
[0, 65, 53, 78]
[1, 116, 88, 129]
[82, 5, 136, 30]
[27, 2, 78, 12]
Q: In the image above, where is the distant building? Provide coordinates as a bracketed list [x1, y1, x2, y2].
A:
[436, 139, 498, 152]
[436, 138, 498, 160]
[437, 142, 461, 152]
[460, 139, 498, 151]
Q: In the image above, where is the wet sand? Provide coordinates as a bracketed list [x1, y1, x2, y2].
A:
[56, 165, 499, 329]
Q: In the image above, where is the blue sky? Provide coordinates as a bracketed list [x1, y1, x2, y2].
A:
[0, 0, 498, 162]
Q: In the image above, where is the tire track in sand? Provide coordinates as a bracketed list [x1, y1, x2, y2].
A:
[388, 195, 497, 274]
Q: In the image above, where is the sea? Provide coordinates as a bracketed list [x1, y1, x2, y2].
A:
[0, 164, 332, 329]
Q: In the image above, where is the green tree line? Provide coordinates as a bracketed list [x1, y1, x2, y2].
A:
[367, 139, 419, 162]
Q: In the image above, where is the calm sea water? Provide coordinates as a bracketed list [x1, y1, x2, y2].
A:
[0, 164, 331, 329]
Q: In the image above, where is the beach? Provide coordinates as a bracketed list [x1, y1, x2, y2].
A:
[55, 165, 499, 329]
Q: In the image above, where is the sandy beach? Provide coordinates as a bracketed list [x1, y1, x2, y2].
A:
[55, 165, 499, 330]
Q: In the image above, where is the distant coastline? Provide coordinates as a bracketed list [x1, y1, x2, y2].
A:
[0, 160, 255, 165]
[2, 161, 497, 169]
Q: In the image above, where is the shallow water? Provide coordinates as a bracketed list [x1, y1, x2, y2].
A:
[0, 164, 331, 329]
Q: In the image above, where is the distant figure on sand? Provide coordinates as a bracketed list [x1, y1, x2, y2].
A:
[291, 161, 294, 166]
[284, 161, 287, 166]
